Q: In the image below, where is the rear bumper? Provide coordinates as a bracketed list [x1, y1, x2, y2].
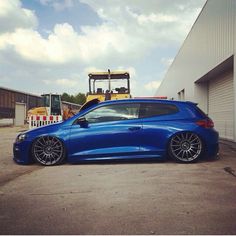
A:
[198, 128, 219, 158]
[206, 142, 219, 158]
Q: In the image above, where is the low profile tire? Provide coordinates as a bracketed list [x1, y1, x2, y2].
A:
[32, 136, 65, 166]
[168, 132, 203, 163]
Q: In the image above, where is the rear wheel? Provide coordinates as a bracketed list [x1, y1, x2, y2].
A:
[32, 136, 65, 166]
[169, 132, 202, 163]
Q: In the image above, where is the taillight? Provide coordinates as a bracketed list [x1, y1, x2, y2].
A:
[196, 119, 214, 128]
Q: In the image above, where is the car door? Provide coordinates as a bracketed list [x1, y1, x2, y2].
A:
[139, 102, 180, 157]
[68, 102, 142, 161]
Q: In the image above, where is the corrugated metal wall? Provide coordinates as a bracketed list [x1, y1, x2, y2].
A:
[156, 0, 236, 140]
[208, 71, 234, 140]
[156, 0, 235, 103]
[0, 88, 42, 119]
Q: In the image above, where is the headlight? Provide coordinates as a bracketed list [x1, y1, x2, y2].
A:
[16, 133, 27, 142]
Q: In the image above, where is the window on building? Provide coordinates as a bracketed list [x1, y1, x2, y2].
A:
[178, 89, 185, 101]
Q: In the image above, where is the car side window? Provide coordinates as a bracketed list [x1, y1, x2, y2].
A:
[139, 103, 179, 118]
[84, 103, 140, 123]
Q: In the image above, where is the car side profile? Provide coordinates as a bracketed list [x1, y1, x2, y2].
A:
[13, 99, 219, 166]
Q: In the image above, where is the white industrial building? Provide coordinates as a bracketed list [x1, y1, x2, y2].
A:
[156, 0, 236, 141]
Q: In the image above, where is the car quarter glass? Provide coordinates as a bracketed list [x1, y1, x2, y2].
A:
[139, 103, 179, 118]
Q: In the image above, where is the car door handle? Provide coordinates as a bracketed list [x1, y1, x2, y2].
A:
[128, 127, 141, 131]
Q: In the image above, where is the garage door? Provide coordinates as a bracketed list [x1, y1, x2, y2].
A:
[15, 103, 26, 126]
[208, 70, 234, 140]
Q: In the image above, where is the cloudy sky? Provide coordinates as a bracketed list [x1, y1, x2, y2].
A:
[0, 0, 206, 97]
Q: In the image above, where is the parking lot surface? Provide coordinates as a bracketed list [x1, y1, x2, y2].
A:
[0, 126, 236, 234]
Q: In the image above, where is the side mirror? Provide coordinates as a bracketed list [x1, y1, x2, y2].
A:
[76, 116, 88, 128]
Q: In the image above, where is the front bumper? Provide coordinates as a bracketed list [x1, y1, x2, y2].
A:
[13, 141, 32, 165]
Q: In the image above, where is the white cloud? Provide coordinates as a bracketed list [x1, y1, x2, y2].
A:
[161, 57, 174, 67]
[0, 0, 37, 33]
[43, 78, 79, 88]
[0, 0, 206, 96]
[126, 8, 178, 25]
[138, 13, 177, 24]
[83, 66, 105, 74]
[56, 78, 78, 87]
[80, 0, 205, 44]
[117, 66, 136, 78]
[0, 22, 134, 64]
[0, 24, 80, 63]
[0, 0, 205, 65]
[39, 0, 74, 11]
[145, 81, 162, 91]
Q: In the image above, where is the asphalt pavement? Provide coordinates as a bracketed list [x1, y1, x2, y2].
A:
[0, 126, 236, 234]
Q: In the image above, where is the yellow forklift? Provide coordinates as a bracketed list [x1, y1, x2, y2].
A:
[27, 94, 80, 121]
[86, 69, 131, 102]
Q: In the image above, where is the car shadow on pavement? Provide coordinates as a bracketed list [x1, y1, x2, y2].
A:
[71, 158, 166, 165]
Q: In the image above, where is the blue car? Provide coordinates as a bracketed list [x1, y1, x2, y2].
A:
[13, 99, 219, 166]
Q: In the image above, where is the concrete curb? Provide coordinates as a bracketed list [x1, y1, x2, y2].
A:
[219, 139, 236, 151]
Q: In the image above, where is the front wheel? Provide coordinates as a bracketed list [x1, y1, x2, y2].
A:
[168, 132, 203, 163]
[32, 136, 65, 166]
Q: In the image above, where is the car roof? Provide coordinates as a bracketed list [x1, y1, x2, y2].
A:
[99, 98, 197, 106]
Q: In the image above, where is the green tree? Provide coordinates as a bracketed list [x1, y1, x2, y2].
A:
[74, 93, 86, 105]
[61, 92, 86, 105]
[61, 93, 72, 103]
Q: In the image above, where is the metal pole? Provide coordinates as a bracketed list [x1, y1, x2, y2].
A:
[108, 69, 111, 92]
[93, 80, 95, 93]
[127, 77, 130, 93]
[89, 78, 91, 94]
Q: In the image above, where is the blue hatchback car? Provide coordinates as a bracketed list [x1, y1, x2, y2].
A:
[13, 99, 219, 166]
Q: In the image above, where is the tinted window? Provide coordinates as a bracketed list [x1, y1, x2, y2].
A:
[84, 103, 140, 123]
[139, 103, 178, 118]
[51, 95, 61, 115]
[43, 95, 50, 107]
